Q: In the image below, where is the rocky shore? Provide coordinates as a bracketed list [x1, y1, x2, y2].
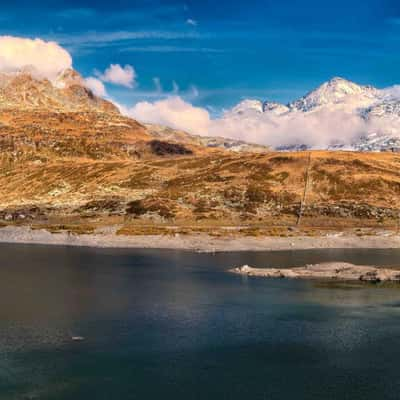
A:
[232, 262, 400, 282]
[0, 226, 400, 252]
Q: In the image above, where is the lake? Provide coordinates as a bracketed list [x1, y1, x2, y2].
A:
[1, 244, 400, 399]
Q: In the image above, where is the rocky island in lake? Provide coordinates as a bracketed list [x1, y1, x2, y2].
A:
[231, 262, 400, 283]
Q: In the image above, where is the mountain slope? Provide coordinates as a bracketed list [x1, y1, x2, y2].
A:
[0, 68, 158, 162]
[145, 123, 269, 153]
[0, 68, 268, 158]
[0, 68, 118, 113]
[1, 151, 400, 233]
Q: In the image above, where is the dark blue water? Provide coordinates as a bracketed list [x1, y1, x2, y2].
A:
[2, 244, 400, 400]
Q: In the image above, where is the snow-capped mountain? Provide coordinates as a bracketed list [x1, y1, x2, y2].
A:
[226, 77, 400, 151]
[289, 77, 379, 112]
[230, 99, 264, 114]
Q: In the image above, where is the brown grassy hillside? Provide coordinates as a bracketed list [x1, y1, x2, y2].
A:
[1, 150, 400, 233]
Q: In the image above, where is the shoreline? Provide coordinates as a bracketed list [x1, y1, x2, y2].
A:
[0, 226, 400, 252]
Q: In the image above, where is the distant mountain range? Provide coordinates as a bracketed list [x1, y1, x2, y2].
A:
[3, 68, 400, 152]
[227, 77, 400, 151]
[0, 68, 268, 154]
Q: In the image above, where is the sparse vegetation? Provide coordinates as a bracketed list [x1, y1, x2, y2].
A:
[1, 140, 400, 234]
[126, 200, 147, 217]
[148, 140, 193, 156]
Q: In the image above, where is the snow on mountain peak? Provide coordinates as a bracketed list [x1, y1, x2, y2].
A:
[230, 99, 263, 115]
[289, 77, 379, 112]
[262, 101, 289, 115]
[222, 77, 400, 151]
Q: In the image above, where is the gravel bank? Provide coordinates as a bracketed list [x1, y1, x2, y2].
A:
[0, 226, 400, 252]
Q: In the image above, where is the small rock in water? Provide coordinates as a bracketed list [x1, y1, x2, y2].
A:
[71, 336, 85, 341]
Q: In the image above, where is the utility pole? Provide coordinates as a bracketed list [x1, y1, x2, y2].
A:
[297, 152, 312, 226]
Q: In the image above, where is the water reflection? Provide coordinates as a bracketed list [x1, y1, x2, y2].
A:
[2, 244, 400, 399]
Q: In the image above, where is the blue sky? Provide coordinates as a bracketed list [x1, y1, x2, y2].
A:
[2, 0, 400, 112]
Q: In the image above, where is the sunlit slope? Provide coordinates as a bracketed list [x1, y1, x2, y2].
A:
[1, 151, 400, 228]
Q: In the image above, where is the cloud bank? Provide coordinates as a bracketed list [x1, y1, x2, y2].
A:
[126, 95, 400, 148]
[0, 36, 72, 80]
[129, 97, 210, 133]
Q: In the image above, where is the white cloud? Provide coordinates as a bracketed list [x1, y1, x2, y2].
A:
[110, 100, 130, 115]
[127, 96, 210, 134]
[97, 64, 136, 88]
[189, 85, 199, 98]
[119, 45, 224, 53]
[52, 31, 204, 49]
[153, 77, 163, 93]
[186, 18, 198, 26]
[208, 108, 366, 148]
[0, 36, 72, 81]
[85, 77, 107, 97]
[172, 80, 179, 94]
[381, 85, 400, 100]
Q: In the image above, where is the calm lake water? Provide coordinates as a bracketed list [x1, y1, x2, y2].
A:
[2, 244, 400, 399]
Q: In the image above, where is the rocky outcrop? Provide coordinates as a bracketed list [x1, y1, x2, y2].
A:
[279, 203, 400, 220]
[232, 262, 400, 283]
[145, 123, 269, 153]
[0, 69, 118, 113]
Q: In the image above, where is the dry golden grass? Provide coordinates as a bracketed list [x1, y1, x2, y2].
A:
[1, 148, 400, 234]
[30, 224, 96, 235]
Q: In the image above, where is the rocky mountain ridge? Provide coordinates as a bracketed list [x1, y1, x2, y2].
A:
[145, 123, 269, 153]
[0, 68, 268, 159]
[0, 68, 118, 113]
